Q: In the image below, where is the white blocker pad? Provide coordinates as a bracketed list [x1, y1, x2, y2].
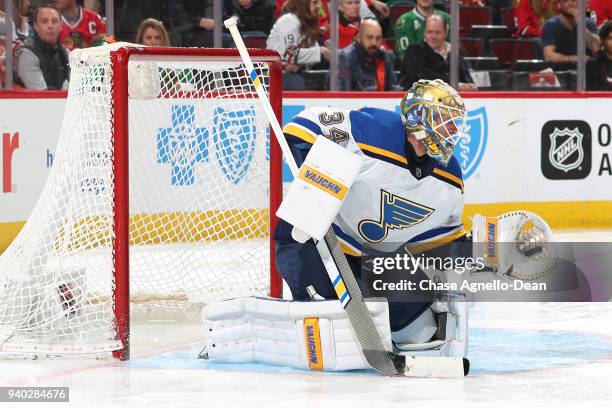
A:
[276, 136, 362, 241]
[202, 297, 391, 371]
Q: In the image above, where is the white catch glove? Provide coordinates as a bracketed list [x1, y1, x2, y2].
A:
[472, 211, 557, 280]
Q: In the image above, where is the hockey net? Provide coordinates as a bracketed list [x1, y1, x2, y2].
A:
[0, 44, 283, 358]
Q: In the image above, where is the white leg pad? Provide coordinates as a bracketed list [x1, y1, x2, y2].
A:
[202, 297, 392, 371]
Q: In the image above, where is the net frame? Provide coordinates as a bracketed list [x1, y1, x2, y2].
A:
[110, 46, 283, 360]
[0, 45, 283, 360]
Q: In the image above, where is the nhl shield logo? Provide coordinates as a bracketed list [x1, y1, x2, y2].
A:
[548, 127, 584, 172]
[541, 120, 591, 180]
[213, 106, 257, 185]
[455, 106, 488, 180]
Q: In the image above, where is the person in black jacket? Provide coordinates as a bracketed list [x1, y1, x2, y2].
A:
[399, 14, 476, 91]
[229, 0, 275, 35]
[14, 5, 70, 90]
[587, 21, 612, 90]
[166, 0, 234, 47]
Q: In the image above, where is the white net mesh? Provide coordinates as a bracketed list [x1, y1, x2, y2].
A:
[0, 45, 278, 356]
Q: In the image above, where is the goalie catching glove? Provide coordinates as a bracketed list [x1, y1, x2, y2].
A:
[472, 211, 557, 280]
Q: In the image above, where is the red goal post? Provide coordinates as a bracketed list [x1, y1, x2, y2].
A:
[111, 47, 284, 360]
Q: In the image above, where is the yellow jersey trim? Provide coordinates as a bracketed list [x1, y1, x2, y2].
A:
[433, 168, 464, 192]
[356, 142, 408, 165]
[283, 124, 317, 144]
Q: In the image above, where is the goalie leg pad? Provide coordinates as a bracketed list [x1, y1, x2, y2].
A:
[201, 297, 392, 371]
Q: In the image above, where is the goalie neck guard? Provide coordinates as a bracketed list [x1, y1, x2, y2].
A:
[400, 79, 467, 166]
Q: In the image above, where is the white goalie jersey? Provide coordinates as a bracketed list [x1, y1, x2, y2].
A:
[282, 107, 466, 254]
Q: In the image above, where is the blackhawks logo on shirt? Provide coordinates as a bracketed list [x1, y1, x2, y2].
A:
[64, 32, 86, 49]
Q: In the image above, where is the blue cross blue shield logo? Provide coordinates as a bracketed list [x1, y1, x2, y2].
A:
[455, 106, 488, 180]
[213, 106, 258, 185]
[157, 105, 209, 186]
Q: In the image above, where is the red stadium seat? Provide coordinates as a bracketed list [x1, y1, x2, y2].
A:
[459, 6, 493, 36]
[490, 39, 537, 68]
[244, 35, 268, 49]
[461, 37, 484, 57]
[390, 5, 414, 26]
[501, 6, 516, 30]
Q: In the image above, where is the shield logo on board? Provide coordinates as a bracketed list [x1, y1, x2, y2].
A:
[541, 121, 591, 180]
[548, 127, 584, 172]
[213, 106, 257, 185]
[455, 106, 488, 180]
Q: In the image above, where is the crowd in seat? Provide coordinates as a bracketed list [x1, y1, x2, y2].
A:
[1, 0, 612, 91]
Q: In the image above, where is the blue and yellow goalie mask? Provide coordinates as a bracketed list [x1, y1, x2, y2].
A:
[400, 79, 467, 166]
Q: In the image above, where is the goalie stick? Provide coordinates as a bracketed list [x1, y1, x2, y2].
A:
[224, 17, 468, 377]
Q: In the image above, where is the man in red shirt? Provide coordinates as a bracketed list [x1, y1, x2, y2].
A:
[53, 0, 106, 50]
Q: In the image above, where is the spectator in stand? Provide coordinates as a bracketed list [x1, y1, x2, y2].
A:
[267, 0, 330, 90]
[515, 0, 556, 38]
[393, 0, 450, 63]
[326, 0, 389, 48]
[587, 20, 612, 90]
[14, 5, 69, 90]
[166, 0, 234, 48]
[338, 18, 399, 90]
[338, 0, 362, 48]
[135, 18, 170, 47]
[0, 0, 32, 42]
[275, 0, 387, 19]
[590, 0, 612, 28]
[274, 0, 331, 39]
[399, 14, 476, 90]
[13, 0, 32, 41]
[52, 0, 105, 49]
[541, 0, 600, 64]
[277, 0, 387, 40]
[228, 0, 276, 35]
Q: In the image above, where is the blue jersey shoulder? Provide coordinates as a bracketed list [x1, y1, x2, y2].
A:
[349, 108, 406, 156]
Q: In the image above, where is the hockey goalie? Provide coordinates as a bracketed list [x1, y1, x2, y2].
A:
[200, 79, 554, 373]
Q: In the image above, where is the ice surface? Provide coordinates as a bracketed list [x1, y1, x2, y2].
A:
[1, 231, 611, 408]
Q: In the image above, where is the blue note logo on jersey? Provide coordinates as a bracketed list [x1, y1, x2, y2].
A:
[157, 104, 209, 186]
[213, 106, 258, 185]
[455, 106, 488, 180]
[358, 190, 435, 243]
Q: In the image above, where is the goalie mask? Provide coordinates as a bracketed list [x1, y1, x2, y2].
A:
[400, 79, 467, 166]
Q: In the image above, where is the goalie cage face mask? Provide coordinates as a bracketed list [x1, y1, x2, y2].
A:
[400, 79, 467, 166]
